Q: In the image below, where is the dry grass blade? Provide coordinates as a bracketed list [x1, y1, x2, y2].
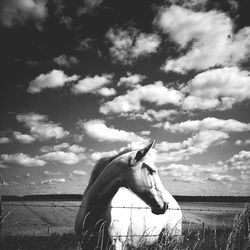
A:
[226, 203, 250, 250]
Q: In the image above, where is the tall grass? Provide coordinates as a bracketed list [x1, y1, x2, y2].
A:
[0, 205, 249, 250]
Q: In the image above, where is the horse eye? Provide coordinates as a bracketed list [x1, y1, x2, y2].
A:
[142, 163, 155, 175]
[148, 168, 154, 175]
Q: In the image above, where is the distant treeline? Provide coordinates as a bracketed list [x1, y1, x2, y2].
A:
[1, 194, 250, 203]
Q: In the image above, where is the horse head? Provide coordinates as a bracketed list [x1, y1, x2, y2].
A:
[124, 141, 168, 215]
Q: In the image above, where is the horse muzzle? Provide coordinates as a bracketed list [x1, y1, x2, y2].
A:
[151, 201, 168, 215]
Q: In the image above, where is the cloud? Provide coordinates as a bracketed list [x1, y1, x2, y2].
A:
[207, 173, 236, 182]
[78, 0, 104, 15]
[16, 112, 69, 141]
[53, 55, 79, 68]
[13, 131, 36, 144]
[127, 109, 178, 122]
[72, 170, 87, 175]
[166, 0, 209, 9]
[100, 81, 183, 114]
[72, 74, 113, 95]
[0, 0, 48, 28]
[40, 143, 85, 154]
[156, 130, 228, 163]
[158, 163, 203, 182]
[27, 70, 79, 93]
[226, 151, 250, 170]
[235, 139, 250, 146]
[167, 0, 239, 13]
[97, 87, 116, 97]
[0, 163, 8, 169]
[0, 137, 10, 144]
[39, 151, 85, 165]
[1, 153, 46, 167]
[140, 131, 151, 136]
[158, 161, 228, 182]
[81, 119, 145, 142]
[164, 117, 250, 133]
[91, 150, 118, 161]
[182, 67, 250, 110]
[41, 178, 66, 185]
[44, 170, 63, 176]
[159, 163, 193, 176]
[106, 27, 161, 65]
[118, 72, 145, 88]
[155, 5, 250, 73]
[77, 38, 95, 51]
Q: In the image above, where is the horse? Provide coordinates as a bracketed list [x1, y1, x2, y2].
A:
[75, 141, 182, 249]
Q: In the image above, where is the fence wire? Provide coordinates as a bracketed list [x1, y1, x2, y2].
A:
[1, 202, 249, 239]
[2, 202, 247, 213]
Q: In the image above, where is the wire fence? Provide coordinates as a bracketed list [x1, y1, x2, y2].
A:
[1, 202, 247, 213]
[1, 201, 249, 237]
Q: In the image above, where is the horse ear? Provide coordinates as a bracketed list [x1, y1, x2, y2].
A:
[134, 141, 155, 162]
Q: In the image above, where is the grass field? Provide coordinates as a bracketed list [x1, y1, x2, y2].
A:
[0, 204, 249, 249]
[1, 201, 247, 235]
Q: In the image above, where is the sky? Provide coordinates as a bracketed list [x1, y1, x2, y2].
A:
[0, 0, 250, 196]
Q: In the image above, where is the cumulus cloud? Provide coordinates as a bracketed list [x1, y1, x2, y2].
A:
[39, 151, 85, 165]
[207, 173, 236, 182]
[81, 119, 145, 142]
[78, 0, 104, 15]
[0, 163, 8, 169]
[41, 178, 66, 185]
[0, 137, 10, 144]
[159, 163, 193, 176]
[156, 5, 250, 73]
[118, 72, 145, 88]
[226, 151, 250, 170]
[1, 153, 46, 167]
[72, 170, 87, 175]
[166, 0, 209, 9]
[40, 142, 85, 154]
[106, 27, 161, 65]
[182, 67, 250, 110]
[0, 0, 48, 28]
[27, 70, 79, 93]
[235, 139, 250, 146]
[53, 55, 79, 68]
[16, 112, 69, 141]
[44, 170, 63, 176]
[77, 38, 95, 51]
[158, 163, 205, 182]
[39, 143, 86, 164]
[158, 160, 229, 183]
[91, 150, 118, 161]
[72, 74, 114, 95]
[13, 131, 36, 144]
[125, 109, 178, 122]
[156, 130, 228, 163]
[140, 131, 151, 136]
[100, 81, 183, 114]
[97, 87, 116, 97]
[167, 0, 239, 15]
[164, 117, 250, 133]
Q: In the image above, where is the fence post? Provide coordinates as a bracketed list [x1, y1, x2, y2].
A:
[202, 222, 205, 240]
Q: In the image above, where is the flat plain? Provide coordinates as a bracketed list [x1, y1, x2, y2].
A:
[1, 201, 247, 236]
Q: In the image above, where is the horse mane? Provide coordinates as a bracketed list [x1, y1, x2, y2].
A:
[85, 148, 132, 192]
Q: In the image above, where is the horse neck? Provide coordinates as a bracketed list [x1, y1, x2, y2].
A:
[75, 158, 128, 235]
[85, 159, 126, 207]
